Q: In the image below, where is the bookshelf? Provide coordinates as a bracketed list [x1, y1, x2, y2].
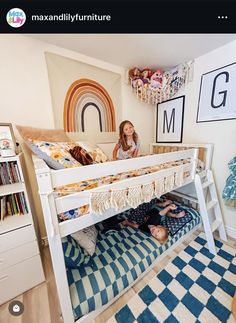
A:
[0, 153, 45, 304]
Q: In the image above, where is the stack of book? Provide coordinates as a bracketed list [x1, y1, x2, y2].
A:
[0, 161, 22, 185]
[0, 192, 28, 221]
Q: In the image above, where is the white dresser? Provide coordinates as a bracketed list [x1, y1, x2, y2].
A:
[0, 153, 45, 305]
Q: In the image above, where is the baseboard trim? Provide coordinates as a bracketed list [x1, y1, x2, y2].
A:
[226, 226, 236, 239]
[41, 236, 49, 247]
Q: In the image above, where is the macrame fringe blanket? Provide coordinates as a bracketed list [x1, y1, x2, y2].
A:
[174, 167, 184, 187]
[127, 185, 143, 209]
[154, 178, 165, 198]
[142, 182, 154, 203]
[110, 189, 128, 210]
[90, 191, 111, 215]
[90, 170, 185, 214]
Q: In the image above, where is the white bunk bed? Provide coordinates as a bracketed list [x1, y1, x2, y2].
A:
[32, 143, 227, 323]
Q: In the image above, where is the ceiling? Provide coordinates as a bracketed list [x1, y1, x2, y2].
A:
[30, 34, 236, 69]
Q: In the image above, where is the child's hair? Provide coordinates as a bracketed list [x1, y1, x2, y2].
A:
[159, 227, 169, 244]
[119, 120, 138, 151]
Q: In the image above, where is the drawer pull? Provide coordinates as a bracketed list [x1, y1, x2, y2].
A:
[0, 275, 8, 282]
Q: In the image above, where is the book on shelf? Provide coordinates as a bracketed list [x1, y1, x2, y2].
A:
[1, 196, 7, 221]
[0, 161, 21, 185]
[0, 192, 28, 221]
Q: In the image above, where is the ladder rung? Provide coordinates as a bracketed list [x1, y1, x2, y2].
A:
[202, 181, 214, 189]
[198, 170, 207, 178]
[206, 200, 218, 211]
[211, 219, 222, 233]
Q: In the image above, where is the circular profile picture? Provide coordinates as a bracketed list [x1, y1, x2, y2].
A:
[6, 8, 26, 28]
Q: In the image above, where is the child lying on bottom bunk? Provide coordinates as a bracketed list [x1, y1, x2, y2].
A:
[103, 198, 187, 244]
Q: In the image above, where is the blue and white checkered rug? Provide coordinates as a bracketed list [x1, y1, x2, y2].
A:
[109, 233, 236, 323]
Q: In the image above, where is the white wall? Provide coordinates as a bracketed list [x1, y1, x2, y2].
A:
[182, 41, 236, 236]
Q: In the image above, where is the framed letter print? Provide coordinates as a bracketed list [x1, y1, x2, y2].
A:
[156, 95, 185, 143]
[197, 62, 236, 122]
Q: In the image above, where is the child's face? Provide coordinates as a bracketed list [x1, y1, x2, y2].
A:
[150, 225, 167, 242]
[123, 123, 134, 137]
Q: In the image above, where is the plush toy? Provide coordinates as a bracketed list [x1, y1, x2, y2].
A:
[162, 70, 172, 89]
[141, 68, 153, 83]
[132, 77, 144, 88]
[150, 69, 163, 89]
[129, 67, 141, 80]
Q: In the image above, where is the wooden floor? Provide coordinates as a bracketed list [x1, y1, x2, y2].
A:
[1, 229, 235, 323]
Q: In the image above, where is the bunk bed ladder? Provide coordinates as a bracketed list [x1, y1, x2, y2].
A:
[194, 169, 227, 255]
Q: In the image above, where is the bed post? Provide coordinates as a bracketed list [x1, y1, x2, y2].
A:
[191, 148, 199, 180]
[36, 168, 74, 323]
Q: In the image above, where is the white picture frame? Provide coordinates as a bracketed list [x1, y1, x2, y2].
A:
[156, 96, 185, 143]
[197, 62, 236, 123]
[0, 123, 16, 156]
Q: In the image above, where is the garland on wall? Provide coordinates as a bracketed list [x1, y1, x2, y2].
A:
[128, 63, 191, 105]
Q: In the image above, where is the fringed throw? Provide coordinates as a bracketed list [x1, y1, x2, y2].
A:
[154, 178, 165, 198]
[110, 188, 128, 211]
[90, 191, 111, 215]
[164, 173, 175, 192]
[142, 182, 155, 203]
[174, 166, 184, 187]
[127, 185, 143, 208]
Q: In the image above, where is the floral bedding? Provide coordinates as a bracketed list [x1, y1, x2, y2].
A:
[56, 159, 191, 222]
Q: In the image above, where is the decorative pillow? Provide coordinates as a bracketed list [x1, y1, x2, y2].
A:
[62, 235, 90, 268]
[30, 143, 65, 170]
[76, 141, 109, 163]
[71, 225, 98, 256]
[161, 211, 193, 236]
[16, 125, 70, 142]
[69, 145, 94, 166]
[30, 141, 82, 168]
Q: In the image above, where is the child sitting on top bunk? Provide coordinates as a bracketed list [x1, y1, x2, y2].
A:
[113, 120, 140, 160]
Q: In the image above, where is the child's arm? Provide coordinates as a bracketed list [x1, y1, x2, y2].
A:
[132, 148, 139, 158]
[121, 219, 139, 229]
[159, 204, 176, 216]
[132, 139, 140, 158]
[159, 204, 186, 218]
[156, 199, 172, 207]
[112, 144, 119, 160]
[167, 210, 186, 218]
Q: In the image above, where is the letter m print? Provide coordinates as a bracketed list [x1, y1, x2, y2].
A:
[163, 108, 175, 133]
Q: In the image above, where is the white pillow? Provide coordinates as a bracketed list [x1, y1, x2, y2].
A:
[71, 225, 98, 256]
[76, 141, 97, 151]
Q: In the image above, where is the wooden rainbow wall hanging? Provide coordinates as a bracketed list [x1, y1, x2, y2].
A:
[64, 79, 116, 132]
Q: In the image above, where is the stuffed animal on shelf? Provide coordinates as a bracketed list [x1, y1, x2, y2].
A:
[162, 69, 172, 90]
[141, 68, 153, 84]
[150, 69, 163, 90]
[132, 77, 144, 89]
[129, 67, 141, 81]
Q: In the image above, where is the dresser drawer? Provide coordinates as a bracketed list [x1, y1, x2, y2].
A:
[0, 240, 39, 271]
[0, 255, 45, 305]
[0, 225, 35, 253]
